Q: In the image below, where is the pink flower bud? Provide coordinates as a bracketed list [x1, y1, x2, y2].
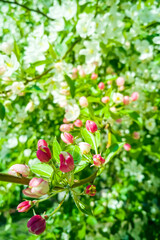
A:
[116, 77, 125, 86]
[27, 215, 46, 235]
[116, 118, 122, 123]
[71, 68, 78, 79]
[91, 73, 98, 80]
[79, 68, 86, 77]
[86, 120, 98, 133]
[79, 96, 88, 107]
[37, 139, 48, 149]
[118, 85, 125, 91]
[23, 178, 49, 198]
[85, 185, 96, 196]
[79, 142, 91, 154]
[59, 152, 74, 172]
[93, 154, 105, 167]
[101, 96, 109, 103]
[17, 201, 32, 212]
[98, 82, 105, 90]
[8, 164, 30, 177]
[131, 92, 139, 101]
[74, 119, 83, 127]
[133, 132, 140, 140]
[123, 96, 130, 105]
[63, 118, 69, 123]
[107, 81, 112, 85]
[36, 146, 52, 162]
[60, 124, 73, 132]
[61, 132, 74, 144]
[123, 143, 131, 151]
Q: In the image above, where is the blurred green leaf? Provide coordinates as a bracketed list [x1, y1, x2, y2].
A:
[53, 137, 61, 162]
[65, 75, 75, 98]
[0, 103, 5, 120]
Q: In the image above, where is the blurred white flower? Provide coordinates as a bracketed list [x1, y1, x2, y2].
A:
[145, 118, 156, 131]
[0, 42, 13, 54]
[2, 53, 20, 76]
[7, 137, 18, 148]
[19, 135, 27, 143]
[76, 13, 95, 38]
[25, 101, 35, 112]
[63, 1, 77, 20]
[11, 82, 25, 94]
[65, 102, 80, 121]
[24, 149, 32, 157]
[112, 93, 123, 104]
[79, 40, 101, 63]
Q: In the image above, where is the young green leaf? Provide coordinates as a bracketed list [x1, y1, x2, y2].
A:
[53, 137, 62, 162]
[0, 103, 5, 120]
[74, 160, 89, 173]
[65, 75, 75, 98]
[31, 163, 53, 178]
[65, 145, 82, 163]
[73, 193, 93, 216]
[81, 129, 94, 149]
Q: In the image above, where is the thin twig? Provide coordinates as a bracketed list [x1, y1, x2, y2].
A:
[0, 0, 55, 21]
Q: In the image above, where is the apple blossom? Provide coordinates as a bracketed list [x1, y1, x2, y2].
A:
[17, 201, 32, 212]
[36, 146, 52, 162]
[23, 177, 49, 198]
[27, 215, 46, 235]
[93, 154, 105, 167]
[101, 96, 109, 103]
[91, 72, 98, 80]
[123, 96, 130, 105]
[60, 124, 73, 132]
[79, 96, 88, 107]
[112, 93, 123, 104]
[0, 65, 6, 75]
[86, 120, 98, 133]
[116, 77, 125, 86]
[74, 119, 83, 127]
[8, 164, 30, 177]
[61, 132, 74, 144]
[79, 142, 91, 154]
[59, 152, 74, 172]
[85, 185, 96, 196]
[124, 143, 131, 151]
[131, 92, 139, 101]
[98, 82, 105, 90]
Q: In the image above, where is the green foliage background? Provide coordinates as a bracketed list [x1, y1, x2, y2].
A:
[0, 0, 160, 239]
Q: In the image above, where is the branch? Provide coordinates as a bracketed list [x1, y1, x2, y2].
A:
[0, 0, 55, 21]
[72, 170, 98, 188]
[0, 173, 30, 185]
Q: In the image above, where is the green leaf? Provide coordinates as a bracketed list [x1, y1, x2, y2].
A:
[65, 75, 75, 98]
[105, 143, 124, 164]
[49, 43, 57, 59]
[25, 85, 43, 93]
[31, 163, 53, 178]
[74, 160, 89, 173]
[14, 40, 20, 61]
[53, 137, 61, 162]
[128, 111, 143, 127]
[0, 103, 5, 120]
[87, 97, 101, 104]
[95, 130, 101, 148]
[65, 145, 82, 163]
[73, 194, 93, 215]
[81, 129, 94, 149]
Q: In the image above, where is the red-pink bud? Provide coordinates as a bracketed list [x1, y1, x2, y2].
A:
[8, 164, 30, 177]
[86, 120, 98, 133]
[59, 151, 74, 172]
[17, 201, 32, 212]
[63, 118, 69, 123]
[101, 96, 109, 103]
[85, 185, 96, 196]
[79, 96, 88, 107]
[61, 132, 74, 144]
[23, 178, 49, 198]
[93, 154, 105, 167]
[37, 139, 48, 149]
[133, 132, 140, 140]
[60, 124, 73, 132]
[123, 96, 130, 105]
[27, 215, 46, 235]
[91, 73, 98, 80]
[74, 119, 83, 127]
[124, 143, 131, 151]
[98, 82, 105, 90]
[116, 77, 125, 86]
[131, 92, 139, 101]
[36, 146, 52, 162]
[116, 118, 122, 123]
